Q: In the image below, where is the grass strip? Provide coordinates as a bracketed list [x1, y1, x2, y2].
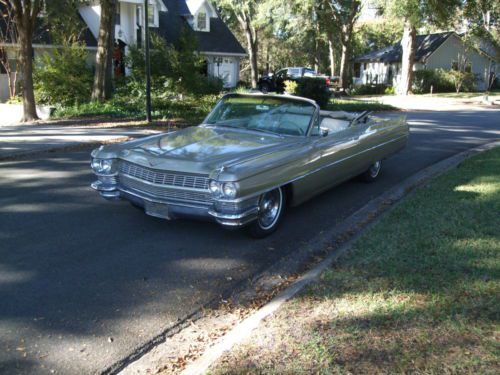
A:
[211, 147, 500, 375]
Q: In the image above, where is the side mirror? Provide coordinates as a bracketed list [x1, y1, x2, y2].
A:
[321, 128, 329, 137]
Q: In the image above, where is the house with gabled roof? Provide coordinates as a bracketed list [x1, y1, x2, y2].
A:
[0, 0, 245, 101]
[353, 31, 498, 91]
[79, 0, 246, 87]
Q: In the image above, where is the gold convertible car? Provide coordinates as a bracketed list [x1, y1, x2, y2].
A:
[91, 94, 408, 237]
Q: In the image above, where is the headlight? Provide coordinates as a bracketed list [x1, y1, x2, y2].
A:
[209, 180, 221, 195]
[91, 158, 115, 174]
[222, 182, 237, 199]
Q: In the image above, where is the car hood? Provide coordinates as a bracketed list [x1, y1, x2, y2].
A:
[108, 126, 301, 177]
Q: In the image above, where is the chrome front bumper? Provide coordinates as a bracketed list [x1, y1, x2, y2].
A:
[91, 180, 259, 227]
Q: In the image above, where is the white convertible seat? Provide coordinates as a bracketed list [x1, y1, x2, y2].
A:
[320, 117, 350, 133]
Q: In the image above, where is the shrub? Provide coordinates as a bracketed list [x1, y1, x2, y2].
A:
[384, 86, 396, 95]
[193, 75, 224, 95]
[126, 31, 222, 97]
[442, 70, 478, 93]
[284, 80, 298, 94]
[296, 77, 330, 108]
[411, 68, 476, 94]
[351, 84, 388, 96]
[34, 42, 93, 106]
[412, 69, 452, 94]
[6, 96, 22, 104]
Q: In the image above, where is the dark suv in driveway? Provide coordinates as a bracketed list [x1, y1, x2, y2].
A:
[258, 67, 321, 93]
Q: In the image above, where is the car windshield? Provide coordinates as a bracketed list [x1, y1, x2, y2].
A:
[205, 95, 316, 136]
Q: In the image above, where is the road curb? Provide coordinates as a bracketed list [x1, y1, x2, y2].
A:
[179, 139, 500, 375]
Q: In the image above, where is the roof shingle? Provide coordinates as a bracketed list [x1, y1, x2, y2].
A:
[354, 32, 453, 63]
[158, 0, 245, 55]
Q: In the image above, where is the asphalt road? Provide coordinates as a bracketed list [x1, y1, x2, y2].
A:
[1, 108, 499, 375]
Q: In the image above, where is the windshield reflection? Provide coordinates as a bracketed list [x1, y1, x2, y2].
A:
[206, 95, 316, 136]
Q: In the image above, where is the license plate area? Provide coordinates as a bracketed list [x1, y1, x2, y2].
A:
[144, 201, 171, 219]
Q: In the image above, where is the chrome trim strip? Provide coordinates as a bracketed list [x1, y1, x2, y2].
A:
[208, 207, 259, 220]
[118, 186, 212, 210]
[220, 133, 408, 203]
[215, 216, 257, 227]
[91, 181, 118, 192]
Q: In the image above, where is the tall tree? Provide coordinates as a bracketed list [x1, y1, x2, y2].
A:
[380, 0, 461, 95]
[216, 0, 261, 88]
[44, 0, 87, 44]
[1, 0, 43, 121]
[464, 0, 499, 33]
[323, 0, 361, 89]
[91, 0, 116, 102]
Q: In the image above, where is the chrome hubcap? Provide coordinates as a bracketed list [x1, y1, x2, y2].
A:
[258, 189, 282, 230]
[369, 161, 381, 178]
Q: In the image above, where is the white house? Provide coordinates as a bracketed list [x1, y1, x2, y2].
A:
[79, 0, 245, 87]
[0, 0, 246, 101]
[353, 32, 499, 91]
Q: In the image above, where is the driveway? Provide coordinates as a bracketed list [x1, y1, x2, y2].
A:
[0, 108, 499, 374]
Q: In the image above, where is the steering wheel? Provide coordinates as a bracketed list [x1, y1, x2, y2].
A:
[279, 121, 305, 135]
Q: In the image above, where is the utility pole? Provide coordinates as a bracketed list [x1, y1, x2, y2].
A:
[144, 0, 152, 122]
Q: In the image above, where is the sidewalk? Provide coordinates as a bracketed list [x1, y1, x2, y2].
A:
[0, 123, 160, 159]
[357, 93, 500, 111]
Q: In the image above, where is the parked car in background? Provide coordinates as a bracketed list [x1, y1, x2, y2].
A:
[91, 94, 408, 238]
[258, 67, 330, 93]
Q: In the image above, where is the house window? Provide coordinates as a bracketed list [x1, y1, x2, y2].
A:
[465, 62, 472, 73]
[115, 4, 120, 25]
[148, 5, 155, 26]
[197, 12, 207, 31]
[354, 63, 361, 78]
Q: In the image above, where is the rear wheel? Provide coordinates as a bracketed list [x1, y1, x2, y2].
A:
[361, 160, 382, 182]
[247, 187, 285, 238]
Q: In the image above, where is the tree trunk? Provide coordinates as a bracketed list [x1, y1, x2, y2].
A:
[8, 71, 17, 98]
[17, 27, 38, 121]
[328, 35, 335, 77]
[92, 0, 116, 102]
[313, 12, 320, 73]
[265, 43, 270, 75]
[339, 42, 350, 89]
[399, 20, 416, 95]
[243, 19, 258, 88]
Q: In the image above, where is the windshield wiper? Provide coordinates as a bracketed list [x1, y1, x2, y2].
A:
[246, 127, 284, 138]
[209, 122, 244, 129]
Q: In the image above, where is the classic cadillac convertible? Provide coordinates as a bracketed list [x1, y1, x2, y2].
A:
[91, 94, 408, 237]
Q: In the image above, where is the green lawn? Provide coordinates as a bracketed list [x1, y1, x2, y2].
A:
[211, 147, 500, 374]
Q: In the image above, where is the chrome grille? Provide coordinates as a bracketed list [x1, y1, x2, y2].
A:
[119, 162, 209, 190]
[118, 162, 212, 206]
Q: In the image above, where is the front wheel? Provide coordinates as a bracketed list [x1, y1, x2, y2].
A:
[247, 187, 285, 238]
[361, 160, 382, 182]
